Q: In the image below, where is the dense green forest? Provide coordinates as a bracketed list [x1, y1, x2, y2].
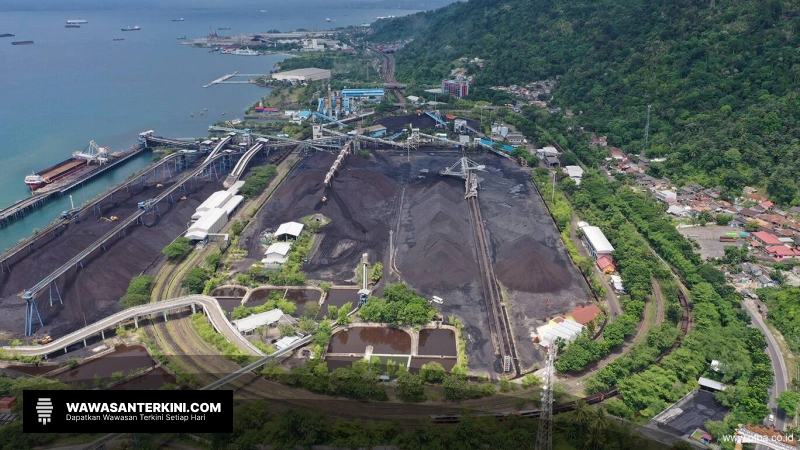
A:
[370, 0, 800, 204]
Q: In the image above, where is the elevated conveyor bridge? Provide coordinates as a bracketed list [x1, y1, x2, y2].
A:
[20, 153, 228, 336]
[1, 295, 264, 357]
[223, 138, 268, 188]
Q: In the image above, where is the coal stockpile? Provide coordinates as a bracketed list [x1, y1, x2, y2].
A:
[243, 152, 400, 282]
[0, 179, 221, 337]
[377, 114, 437, 133]
[494, 235, 572, 293]
[397, 179, 478, 292]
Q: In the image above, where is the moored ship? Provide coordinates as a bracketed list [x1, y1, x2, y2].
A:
[0, 33, 15, 38]
[12, 41, 34, 45]
[121, 25, 140, 31]
[65, 24, 81, 28]
[66, 19, 88, 24]
[24, 141, 111, 191]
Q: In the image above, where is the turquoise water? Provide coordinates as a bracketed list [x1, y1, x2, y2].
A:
[0, 3, 427, 251]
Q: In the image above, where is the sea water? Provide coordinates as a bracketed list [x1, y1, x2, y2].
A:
[0, 1, 432, 251]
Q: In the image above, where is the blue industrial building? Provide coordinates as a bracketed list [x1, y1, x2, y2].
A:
[317, 88, 385, 118]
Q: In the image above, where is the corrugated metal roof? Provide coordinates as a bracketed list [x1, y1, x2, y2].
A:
[233, 309, 283, 333]
[266, 242, 292, 256]
[275, 221, 304, 237]
[221, 195, 243, 215]
[582, 226, 614, 254]
[698, 377, 727, 391]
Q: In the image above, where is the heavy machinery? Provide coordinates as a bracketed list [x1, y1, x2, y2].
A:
[39, 335, 53, 344]
[322, 196, 328, 203]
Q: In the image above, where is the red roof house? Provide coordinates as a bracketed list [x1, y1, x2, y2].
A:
[568, 304, 602, 326]
[750, 231, 782, 246]
[596, 255, 616, 274]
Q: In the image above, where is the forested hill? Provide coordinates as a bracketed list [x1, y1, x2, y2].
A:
[371, 0, 800, 205]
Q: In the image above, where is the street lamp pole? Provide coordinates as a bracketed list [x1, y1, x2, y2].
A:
[551, 171, 556, 204]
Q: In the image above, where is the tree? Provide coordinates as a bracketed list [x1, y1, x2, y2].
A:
[278, 323, 297, 337]
[181, 267, 209, 294]
[442, 373, 468, 401]
[745, 220, 760, 232]
[715, 214, 733, 226]
[396, 371, 426, 402]
[777, 391, 800, 417]
[162, 238, 191, 261]
[419, 362, 446, 383]
[230, 220, 244, 237]
[297, 317, 318, 335]
[337, 302, 352, 326]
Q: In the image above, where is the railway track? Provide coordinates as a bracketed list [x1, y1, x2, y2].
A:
[431, 285, 695, 424]
[466, 196, 518, 375]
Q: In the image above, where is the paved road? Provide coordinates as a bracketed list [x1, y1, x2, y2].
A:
[0, 295, 263, 357]
[743, 299, 789, 431]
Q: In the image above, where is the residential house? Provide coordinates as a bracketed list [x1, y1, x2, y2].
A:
[757, 275, 775, 288]
[0, 397, 16, 413]
[590, 135, 608, 146]
[506, 132, 525, 144]
[748, 193, 768, 203]
[743, 186, 758, 195]
[536, 146, 560, 159]
[742, 263, 763, 277]
[545, 155, 560, 167]
[765, 246, 800, 262]
[609, 147, 625, 161]
[567, 304, 602, 326]
[739, 208, 760, 218]
[655, 190, 677, 203]
[596, 255, 616, 274]
[750, 231, 782, 247]
[667, 205, 690, 218]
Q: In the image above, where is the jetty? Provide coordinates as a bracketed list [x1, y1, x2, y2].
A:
[203, 71, 238, 88]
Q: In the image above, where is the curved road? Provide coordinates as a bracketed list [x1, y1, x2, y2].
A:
[743, 298, 789, 432]
[1, 295, 264, 357]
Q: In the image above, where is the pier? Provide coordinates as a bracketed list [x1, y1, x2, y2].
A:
[203, 71, 238, 88]
[203, 72, 267, 88]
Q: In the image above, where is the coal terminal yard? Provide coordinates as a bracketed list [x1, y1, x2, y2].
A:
[239, 148, 591, 373]
[0, 147, 286, 340]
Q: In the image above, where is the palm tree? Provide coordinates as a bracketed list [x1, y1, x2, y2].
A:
[572, 399, 592, 428]
[584, 427, 606, 450]
[590, 407, 611, 432]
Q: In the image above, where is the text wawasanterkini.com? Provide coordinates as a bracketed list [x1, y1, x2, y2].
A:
[65, 402, 220, 422]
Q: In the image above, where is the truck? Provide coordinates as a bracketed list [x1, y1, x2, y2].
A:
[719, 236, 737, 242]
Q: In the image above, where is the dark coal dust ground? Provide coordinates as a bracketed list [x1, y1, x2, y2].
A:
[240, 149, 591, 374]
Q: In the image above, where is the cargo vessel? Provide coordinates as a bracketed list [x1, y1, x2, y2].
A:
[24, 141, 110, 191]
[172, 18, 185, 22]
[65, 24, 81, 28]
[66, 19, 88, 24]
[12, 41, 34, 45]
[121, 26, 140, 31]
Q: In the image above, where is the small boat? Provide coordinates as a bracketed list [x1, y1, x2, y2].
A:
[218, 27, 231, 30]
[200, 112, 204, 115]
[113, 38, 125, 41]
[172, 18, 185, 22]
[12, 41, 34, 45]
[65, 24, 81, 28]
[190, 113, 194, 117]
[326, 18, 332, 22]
[121, 25, 140, 31]
[0, 33, 15, 38]
[204, 108, 208, 111]
[222, 111, 226, 115]
[260, 9, 268, 13]
[177, 35, 186, 40]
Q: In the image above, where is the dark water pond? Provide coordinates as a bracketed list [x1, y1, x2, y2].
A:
[52, 345, 155, 387]
[328, 327, 411, 354]
[210, 286, 248, 298]
[409, 357, 456, 373]
[418, 329, 457, 356]
[110, 366, 176, 390]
